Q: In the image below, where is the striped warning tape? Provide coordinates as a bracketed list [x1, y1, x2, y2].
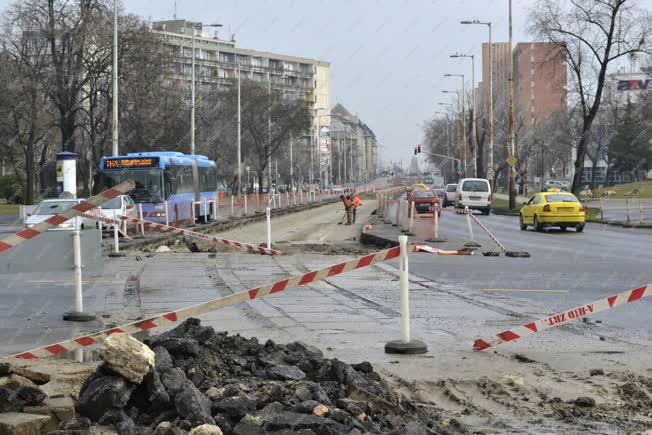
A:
[82, 213, 283, 256]
[0, 180, 135, 254]
[6, 244, 437, 360]
[466, 211, 507, 252]
[473, 283, 651, 352]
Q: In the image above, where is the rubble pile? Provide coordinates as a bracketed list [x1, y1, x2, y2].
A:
[73, 318, 456, 434]
[0, 362, 77, 433]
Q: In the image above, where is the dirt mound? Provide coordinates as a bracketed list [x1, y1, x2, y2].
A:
[73, 319, 463, 434]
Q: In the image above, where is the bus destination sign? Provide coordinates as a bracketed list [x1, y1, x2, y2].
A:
[105, 157, 160, 169]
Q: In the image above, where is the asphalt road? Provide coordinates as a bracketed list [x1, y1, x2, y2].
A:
[407, 208, 652, 334]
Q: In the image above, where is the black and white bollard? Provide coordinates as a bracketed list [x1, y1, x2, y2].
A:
[63, 229, 96, 322]
[464, 206, 481, 248]
[385, 235, 428, 354]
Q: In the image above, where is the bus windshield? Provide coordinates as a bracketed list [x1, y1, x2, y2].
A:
[101, 170, 164, 203]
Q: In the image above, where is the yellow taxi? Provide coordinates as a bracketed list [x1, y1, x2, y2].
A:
[519, 189, 586, 232]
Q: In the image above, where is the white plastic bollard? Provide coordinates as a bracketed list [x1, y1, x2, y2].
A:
[408, 202, 415, 233]
[399, 235, 410, 342]
[164, 201, 169, 226]
[286, 191, 290, 208]
[213, 194, 218, 221]
[244, 194, 248, 215]
[293, 190, 296, 206]
[73, 230, 83, 314]
[113, 210, 120, 254]
[465, 206, 475, 241]
[138, 204, 145, 236]
[300, 189, 303, 203]
[231, 196, 234, 217]
[434, 206, 439, 239]
[63, 229, 96, 325]
[384, 235, 427, 354]
[266, 207, 272, 249]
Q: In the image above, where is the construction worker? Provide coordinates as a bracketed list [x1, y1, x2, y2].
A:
[339, 194, 352, 225]
[351, 194, 362, 223]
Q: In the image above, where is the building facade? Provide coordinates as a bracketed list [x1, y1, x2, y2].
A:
[330, 103, 378, 184]
[513, 42, 567, 127]
[151, 19, 331, 178]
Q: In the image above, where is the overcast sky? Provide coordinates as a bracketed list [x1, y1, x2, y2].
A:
[2, 0, 650, 166]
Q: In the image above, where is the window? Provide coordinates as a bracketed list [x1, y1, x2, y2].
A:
[461, 180, 489, 192]
[544, 194, 578, 203]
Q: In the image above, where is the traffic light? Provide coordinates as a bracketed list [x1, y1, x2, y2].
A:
[414, 147, 417, 155]
[417, 144, 422, 153]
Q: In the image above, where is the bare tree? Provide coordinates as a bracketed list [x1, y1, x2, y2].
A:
[529, 0, 650, 194]
[197, 79, 310, 193]
[0, 5, 57, 203]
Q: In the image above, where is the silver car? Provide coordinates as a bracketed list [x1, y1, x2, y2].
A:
[25, 199, 97, 230]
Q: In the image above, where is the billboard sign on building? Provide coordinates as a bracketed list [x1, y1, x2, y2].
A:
[617, 79, 650, 91]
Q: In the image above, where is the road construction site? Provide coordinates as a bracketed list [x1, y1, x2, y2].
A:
[0, 186, 651, 434]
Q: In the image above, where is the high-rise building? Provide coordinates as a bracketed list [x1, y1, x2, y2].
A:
[151, 19, 331, 174]
[513, 42, 566, 127]
[480, 42, 511, 119]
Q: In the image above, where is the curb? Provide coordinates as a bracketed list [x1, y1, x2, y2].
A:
[587, 218, 652, 229]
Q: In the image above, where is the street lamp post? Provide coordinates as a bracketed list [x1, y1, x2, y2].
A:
[437, 103, 456, 181]
[112, 0, 118, 156]
[461, 20, 493, 177]
[450, 54, 477, 177]
[442, 83, 466, 175]
[508, 0, 517, 209]
[190, 22, 222, 156]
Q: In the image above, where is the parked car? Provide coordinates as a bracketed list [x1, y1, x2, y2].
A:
[455, 178, 492, 215]
[410, 189, 441, 216]
[443, 183, 458, 207]
[25, 199, 98, 230]
[543, 180, 570, 191]
[97, 194, 138, 230]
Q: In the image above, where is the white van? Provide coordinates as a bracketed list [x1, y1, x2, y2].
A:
[455, 178, 492, 215]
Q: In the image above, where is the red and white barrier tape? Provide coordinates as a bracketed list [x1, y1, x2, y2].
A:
[466, 211, 507, 252]
[473, 283, 651, 352]
[0, 180, 135, 254]
[5, 244, 445, 360]
[82, 213, 284, 256]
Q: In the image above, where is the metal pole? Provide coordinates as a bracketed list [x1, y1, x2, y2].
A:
[508, 0, 517, 209]
[268, 73, 272, 192]
[111, 0, 118, 156]
[398, 235, 410, 343]
[237, 66, 241, 195]
[289, 132, 293, 192]
[460, 79, 467, 176]
[73, 230, 83, 313]
[488, 22, 494, 176]
[471, 55, 477, 177]
[191, 32, 196, 155]
[310, 127, 314, 187]
[266, 207, 271, 249]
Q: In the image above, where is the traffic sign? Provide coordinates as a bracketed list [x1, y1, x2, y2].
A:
[506, 155, 516, 167]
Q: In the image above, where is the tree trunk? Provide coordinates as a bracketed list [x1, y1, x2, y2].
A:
[257, 172, 264, 194]
[571, 129, 589, 194]
[60, 109, 76, 152]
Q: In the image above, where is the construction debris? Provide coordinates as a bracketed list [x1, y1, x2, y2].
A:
[70, 318, 459, 434]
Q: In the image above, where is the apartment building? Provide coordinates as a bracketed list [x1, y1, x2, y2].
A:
[513, 42, 567, 127]
[330, 103, 378, 183]
[151, 19, 331, 160]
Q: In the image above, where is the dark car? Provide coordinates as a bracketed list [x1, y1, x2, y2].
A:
[410, 189, 441, 216]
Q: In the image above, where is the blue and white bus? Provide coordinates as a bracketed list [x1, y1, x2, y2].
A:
[99, 151, 217, 223]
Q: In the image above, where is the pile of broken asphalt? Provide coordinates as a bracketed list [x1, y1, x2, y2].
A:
[68, 318, 464, 434]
